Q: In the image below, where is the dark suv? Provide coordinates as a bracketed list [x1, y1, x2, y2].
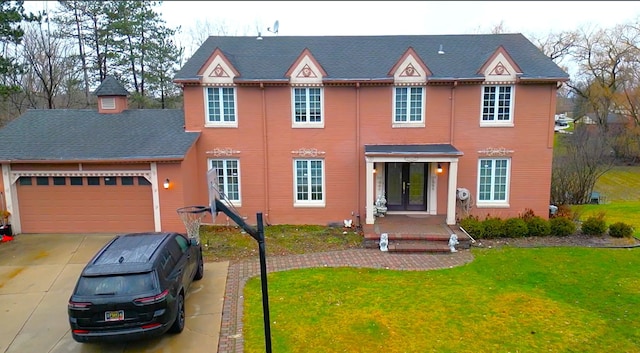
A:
[68, 232, 204, 343]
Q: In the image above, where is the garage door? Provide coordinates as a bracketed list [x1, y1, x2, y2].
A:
[17, 176, 155, 234]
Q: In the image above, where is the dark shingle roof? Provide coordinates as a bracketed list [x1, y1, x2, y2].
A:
[0, 109, 199, 162]
[365, 144, 463, 156]
[94, 76, 130, 96]
[175, 34, 569, 82]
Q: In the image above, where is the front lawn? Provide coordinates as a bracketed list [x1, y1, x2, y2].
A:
[244, 247, 640, 352]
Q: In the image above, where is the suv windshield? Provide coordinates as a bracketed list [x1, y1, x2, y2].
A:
[75, 273, 155, 296]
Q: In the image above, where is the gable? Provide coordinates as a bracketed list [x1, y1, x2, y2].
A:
[388, 47, 431, 85]
[197, 48, 240, 85]
[285, 48, 327, 86]
[478, 46, 523, 83]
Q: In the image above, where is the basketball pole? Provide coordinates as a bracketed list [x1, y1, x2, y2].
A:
[213, 199, 272, 353]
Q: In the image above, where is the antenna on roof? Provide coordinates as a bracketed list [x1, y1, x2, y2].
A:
[267, 20, 279, 35]
[438, 44, 445, 55]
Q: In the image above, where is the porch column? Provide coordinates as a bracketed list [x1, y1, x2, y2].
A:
[446, 160, 459, 225]
[365, 159, 375, 224]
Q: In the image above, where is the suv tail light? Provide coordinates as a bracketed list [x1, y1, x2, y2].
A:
[69, 301, 92, 310]
[134, 289, 169, 305]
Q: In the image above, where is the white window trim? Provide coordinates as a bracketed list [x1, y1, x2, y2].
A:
[479, 85, 515, 127]
[208, 159, 242, 206]
[291, 87, 324, 128]
[293, 159, 326, 207]
[392, 86, 425, 128]
[476, 158, 510, 207]
[204, 87, 238, 128]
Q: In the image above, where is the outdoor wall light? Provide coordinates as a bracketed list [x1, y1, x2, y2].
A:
[163, 178, 170, 189]
[437, 163, 443, 174]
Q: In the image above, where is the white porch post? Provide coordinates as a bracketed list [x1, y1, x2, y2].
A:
[365, 159, 375, 224]
[446, 160, 459, 225]
[151, 162, 162, 231]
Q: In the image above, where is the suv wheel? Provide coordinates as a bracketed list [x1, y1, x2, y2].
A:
[169, 293, 185, 333]
[194, 252, 204, 280]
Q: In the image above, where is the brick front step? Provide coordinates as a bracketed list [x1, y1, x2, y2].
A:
[387, 241, 453, 253]
[364, 233, 454, 242]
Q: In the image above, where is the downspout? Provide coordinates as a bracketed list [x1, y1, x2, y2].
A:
[261, 82, 271, 225]
[355, 82, 361, 221]
[450, 80, 457, 143]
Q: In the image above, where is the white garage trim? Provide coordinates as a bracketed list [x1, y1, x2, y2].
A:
[3, 164, 162, 234]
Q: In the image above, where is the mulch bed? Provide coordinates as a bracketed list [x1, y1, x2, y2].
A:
[471, 234, 640, 249]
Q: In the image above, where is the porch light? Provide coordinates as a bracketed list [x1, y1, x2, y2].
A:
[437, 163, 443, 174]
[163, 178, 170, 189]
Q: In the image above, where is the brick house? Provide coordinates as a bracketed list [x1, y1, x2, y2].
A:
[0, 34, 568, 234]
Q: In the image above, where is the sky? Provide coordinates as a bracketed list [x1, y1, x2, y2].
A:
[24, 1, 640, 37]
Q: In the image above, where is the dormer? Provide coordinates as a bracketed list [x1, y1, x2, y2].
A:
[478, 46, 523, 83]
[94, 76, 129, 114]
[197, 48, 239, 86]
[285, 48, 326, 86]
[388, 47, 431, 85]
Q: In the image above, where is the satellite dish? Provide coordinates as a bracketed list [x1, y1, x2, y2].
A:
[267, 20, 279, 34]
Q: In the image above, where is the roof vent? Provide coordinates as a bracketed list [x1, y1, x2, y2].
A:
[257, 32, 263, 41]
[438, 44, 445, 55]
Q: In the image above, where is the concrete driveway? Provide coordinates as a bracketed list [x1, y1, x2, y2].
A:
[0, 234, 228, 353]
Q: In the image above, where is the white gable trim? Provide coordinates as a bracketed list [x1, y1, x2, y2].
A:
[201, 56, 236, 85]
[483, 53, 518, 82]
[289, 55, 323, 85]
[393, 54, 427, 84]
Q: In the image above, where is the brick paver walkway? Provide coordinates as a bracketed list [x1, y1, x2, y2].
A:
[217, 248, 474, 353]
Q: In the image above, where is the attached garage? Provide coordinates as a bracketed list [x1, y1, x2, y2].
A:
[16, 175, 154, 233]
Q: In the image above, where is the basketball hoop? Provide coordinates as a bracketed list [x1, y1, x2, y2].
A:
[177, 206, 210, 242]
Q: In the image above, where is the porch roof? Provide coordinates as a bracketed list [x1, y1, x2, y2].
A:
[364, 144, 463, 157]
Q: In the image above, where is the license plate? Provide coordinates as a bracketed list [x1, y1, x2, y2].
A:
[105, 310, 124, 322]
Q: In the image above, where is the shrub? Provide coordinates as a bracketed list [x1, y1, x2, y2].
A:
[525, 216, 551, 237]
[483, 216, 505, 239]
[459, 216, 485, 239]
[549, 217, 576, 237]
[609, 222, 634, 238]
[520, 208, 537, 222]
[581, 213, 607, 236]
[503, 217, 529, 238]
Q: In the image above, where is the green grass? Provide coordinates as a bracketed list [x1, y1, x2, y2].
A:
[572, 166, 640, 236]
[244, 247, 640, 353]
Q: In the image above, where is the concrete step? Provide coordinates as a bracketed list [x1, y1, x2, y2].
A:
[387, 241, 453, 253]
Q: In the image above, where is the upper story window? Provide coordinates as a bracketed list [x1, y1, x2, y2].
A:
[477, 158, 510, 206]
[205, 87, 237, 127]
[481, 85, 514, 126]
[393, 87, 424, 127]
[292, 87, 323, 128]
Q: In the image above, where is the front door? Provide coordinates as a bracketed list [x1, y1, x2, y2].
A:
[385, 162, 427, 211]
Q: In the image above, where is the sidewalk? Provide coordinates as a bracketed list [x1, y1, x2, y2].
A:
[217, 248, 474, 353]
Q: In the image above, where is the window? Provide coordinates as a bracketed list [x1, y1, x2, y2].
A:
[104, 177, 116, 186]
[209, 159, 240, 203]
[121, 177, 134, 185]
[70, 177, 83, 186]
[478, 158, 510, 204]
[36, 177, 49, 186]
[294, 159, 324, 206]
[19, 177, 32, 186]
[292, 87, 323, 127]
[394, 87, 424, 125]
[481, 85, 513, 125]
[205, 87, 236, 126]
[53, 177, 66, 185]
[138, 177, 151, 186]
[87, 177, 100, 186]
